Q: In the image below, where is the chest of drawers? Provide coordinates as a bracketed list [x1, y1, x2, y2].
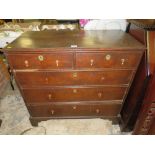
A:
[2, 30, 145, 126]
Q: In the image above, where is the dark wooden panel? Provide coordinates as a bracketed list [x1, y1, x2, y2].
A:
[120, 53, 147, 131]
[27, 102, 122, 117]
[129, 23, 146, 45]
[15, 70, 133, 87]
[133, 104, 155, 135]
[76, 52, 142, 69]
[147, 31, 155, 74]
[148, 118, 155, 134]
[123, 21, 155, 133]
[7, 53, 74, 69]
[142, 70, 155, 103]
[22, 86, 127, 103]
[133, 70, 155, 134]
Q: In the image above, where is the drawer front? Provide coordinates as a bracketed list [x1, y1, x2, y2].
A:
[16, 70, 133, 87]
[28, 103, 122, 117]
[7, 53, 73, 69]
[22, 86, 127, 103]
[76, 52, 142, 69]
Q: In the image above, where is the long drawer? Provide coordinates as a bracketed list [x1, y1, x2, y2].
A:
[27, 102, 122, 117]
[22, 86, 127, 103]
[15, 70, 133, 87]
[7, 53, 74, 69]
[76, 52, 142, 69]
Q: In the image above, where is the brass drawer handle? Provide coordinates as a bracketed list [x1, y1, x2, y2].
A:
[48, 94, 52, 100]
[90, 59, 94, 66]
[98, 92, 102, 98]
[24, 60, 29, 67]
[56, 60, 59, 67]
[105, 54, 111, 60]
[51, 109, 55, 115]
[73, 106, 77, 110]
[96, 109, 100, 113]
[45, 77, 48, 83]
[121, 58, 125, 65]
[38, 55, 44, 61]
[73, 72, 77, 78]
[73, 89, 77, 93]
[101, 77, 105, 80]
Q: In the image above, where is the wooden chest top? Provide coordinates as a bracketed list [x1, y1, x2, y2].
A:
[3, 30, 145, 51]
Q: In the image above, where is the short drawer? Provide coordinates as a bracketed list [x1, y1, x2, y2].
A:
[7, 53, 73, 69]
[16, 70, 133, 87]
[27, 102, 122, 117]
[22, 86, 127, 103]
[76, 52, 142, 69]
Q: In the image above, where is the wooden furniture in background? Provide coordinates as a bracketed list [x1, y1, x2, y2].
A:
[133, 70, 155, 134]
[0, 53, 10, 127]
[2, 30, 145, 126]
[0, 54, 10, 96]
[121, 19, 155, 132]
[127, 19, 155, 74]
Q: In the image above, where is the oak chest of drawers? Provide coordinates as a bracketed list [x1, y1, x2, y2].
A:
[2, 30, 145, 126]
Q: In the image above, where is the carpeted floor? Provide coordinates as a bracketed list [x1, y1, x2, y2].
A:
[0, 83, 122, 135]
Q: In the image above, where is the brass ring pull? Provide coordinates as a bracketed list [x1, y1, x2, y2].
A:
[73, 89, 77, 93]
[121, 58, 125, 65]
[48, 94, 52, 100]
[56, 60, 59, 67]
[51, 110, 55, 115]
[45, 77, 48, 83]
[90, 59, 94, 66]
[73, 72, 77, 78]
[98, 92, 102, 98]
[105, 54, 111, 60]
[24, 60, 29, 67]
[38, 55, 44, 61]
[73, 106, 77, 110]
[96, 109, 100, 114]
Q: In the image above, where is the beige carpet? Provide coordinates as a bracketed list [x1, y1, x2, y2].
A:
[0, 84, 121, 135]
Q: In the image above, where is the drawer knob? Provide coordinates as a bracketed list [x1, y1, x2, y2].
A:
[121, 58, 125, 65]
[90, 59, 94, 66]
[48, 94, 52, 100]
[45, 77, 49, 83]
[73, 106, 77, 110]
[73, 72, 77, 78]
[98, 92, 102, 98]
[73, 89, 77, 93]
[105, 54, 111, 60]
[51, 110, 55, 115]
[96, 109, 100, 113]
[56, 60, 59, 67]
[24, 60, 29, 67]
[101, 77, 105, 80]
[38, 55, 44, 61]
